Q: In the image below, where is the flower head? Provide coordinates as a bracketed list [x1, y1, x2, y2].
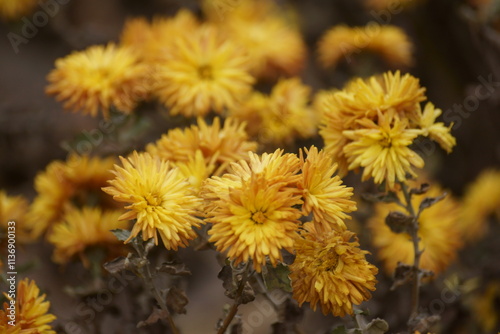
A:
[289, 225, 378, 316]
[102, 151, 203, 249]
[318, 25, 413, 69]
[418, 102, 456, 153]
[459, 169, 500, 242]
[0, 278, 56, 334]
[0, 0, 37, 21]
[298, 146, 357, 233]
[204, 0, 306, 80]
[146, 117, 257, 176]
[202, 150, 302, 272]
[368, 182, 462, 275]
[27, 155, 118, 238]
[47, 207, 129, 266]
[0, 191, 33, 243]
[153, 25, 254, 117]
[343, 110, 424, 189]
[46, 43, 151, 118]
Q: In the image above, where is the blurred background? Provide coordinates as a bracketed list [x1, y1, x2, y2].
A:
[1, 0, 500, 333]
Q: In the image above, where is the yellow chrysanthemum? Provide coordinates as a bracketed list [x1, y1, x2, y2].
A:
[0, 0, 37, 21]
[298, 146, 357, 233]
[102, 151, 203, 249]
[459, 169, 500, 242]
[153, 25, 254, 117]
[229, 78, 317, 146]
[0, 191, 33, 243]
[0, 278, 56, 334]
[146, 117, 257, 176]
[47, 207, 129, 266]
[470, 282, 500, 332]
[290, 225, 378, 317]
[343, 110, 424, 189]
[120, 10, 200, 63]
[27, 155, 118, 238]
[368, 183, 462, 275]
[173, 150, 216, 194]
[202, 149, 302, 272]
[418, 102, 456, 153]
[204, 0, 306, 80]
[46, 43, 151, 118]
[318, 25, 413, 69]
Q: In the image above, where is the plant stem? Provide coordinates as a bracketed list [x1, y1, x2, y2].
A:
[217, 263, 250, 334]
[400, 183, 423, 326]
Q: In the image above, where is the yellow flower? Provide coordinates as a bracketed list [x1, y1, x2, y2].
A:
[46, 43, 151, 118]
[0, 0, 37, 21]
[343, 110, 424, 189]
[298, 146, 357, 233]
[204, 0, 306, 80]
[102, 151, 203, 249]
[470, 282, 500, 332]
[0, 191, 33, 243]
[27, 155, 118, 238]
[146, 117, 257, 176]
[153, 25, 254, 117]
[289, 225, 378, 317]
[120, 10, 200, 63]
[0, 278, 56, 334]
[47, 207, 129, 266]
[318, 25, 413, 69]
[202, 150, 302, 272]
[368, 182, 462, 275]
[459, 169, 500, 242]
[229, 78, 317, 146]
[418, 102, 456, 153]
[173, 150, 216, 194]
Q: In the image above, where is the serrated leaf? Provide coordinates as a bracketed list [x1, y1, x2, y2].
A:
[410, 183, 430, 195]
[418, 193, 447, 212]
[385, 211, 414, 234]
[365, 318, 389, 334]
[217, 265, 255, 304]
[103, 256, 129, 274]
[262, 263, 292, 292]
[137, 308, 169, 328]
[156, 262, 191, 276]
[111, 229, 131, 242]
[166, 286, 189, 314]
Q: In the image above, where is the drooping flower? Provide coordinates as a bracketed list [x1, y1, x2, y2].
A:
[289, 224, 378, 317]
[0, 0, 37, 21]
[0, 191, 33, 243]
[47, 207, 129, 266]
[368, 182, 462, 275]
[146, 117, 257, 176]
[153, 25, 254, 117]
[27, 155, 118, 238]
[46, 43, 151, 118]
[0, 278, 56, 334]
[102, 151, 203, 249]
[343, 110, 424, 189]
[202, 149, 302, 272]
[318, 25, 413, 69]
[298, 146, 357, 233]
[459, 169, 500, 242]
[204, 0, 307, 80]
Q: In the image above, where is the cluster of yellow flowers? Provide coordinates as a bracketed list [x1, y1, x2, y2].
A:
[319, 71, 456, 190]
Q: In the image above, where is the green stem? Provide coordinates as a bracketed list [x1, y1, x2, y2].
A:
[217, 263, 250, 334]
[400, 183, 423, 327]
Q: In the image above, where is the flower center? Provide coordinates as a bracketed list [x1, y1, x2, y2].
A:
[144, 193, 162, 206]
[251, 211, 267, 224]
[197, 64, 213, 80]
[380, 131, 392, 148]
[315, 248, 339, 272]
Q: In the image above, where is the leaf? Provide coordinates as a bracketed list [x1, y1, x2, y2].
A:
[418, 192, 447, 212]
[364, 318, 389, 334]
[331, 325, 349, 334]
[137, 308, 169, 328]
[362, 191, 400, 204]
[262, 263, 292, 293]
[103, 256, 129, 274]
[385, 211, 414, 234]
[390, 262, 414, 291]
[111, 229, 131, 242]
[217, 265, 255, 304]
[156, 262, 191, 276]
[410, 183, 430, 195]
[166, 286, 189, 314]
